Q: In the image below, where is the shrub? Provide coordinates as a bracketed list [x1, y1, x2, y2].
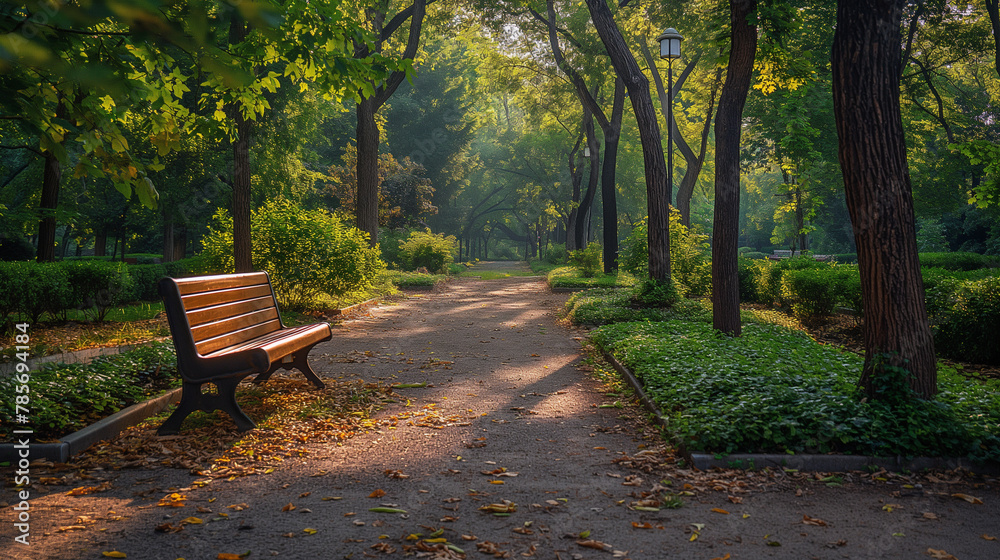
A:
[0, 237, 34, 261]
[833, 253, 858, 264]
[127, 264, 169, 301]
[751, 256, 827, 307]
[919, 252, 996, 271]
[0, 262, 72, 323]
[542, 243, 567, 264]
[633, 277, 679, 308]
[200, 200, 384, 309]
[737, 246, 756, 254]
[568, 242, 603, 278]
[779, 265, 853, 320]
[398, 230, 456, 273]
[738, 256, 761, 303]
[564, 288, 666, 325]
[63, 260, 135, 322]
[934, 277, 1000, 364]
[379, 228, 413, 270]
[619, 211, 712, 295]
[741, 251, 767, 260]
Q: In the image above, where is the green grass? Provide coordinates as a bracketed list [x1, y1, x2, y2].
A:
[384, 270, 445, 288]
[592, 320, 1000, 463]
[61, 301, 164, 322]
[528, 260, 562, 275]
[547, 266, 637, 289]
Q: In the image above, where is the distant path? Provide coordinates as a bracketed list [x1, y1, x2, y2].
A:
[5, 274, 999, 559]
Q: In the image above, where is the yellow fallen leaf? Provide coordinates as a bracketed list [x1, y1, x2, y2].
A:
[102, 552, 127, 558]
[711, 508, 730, 515]
[711, 555, 732, 560]
[282, 503, 296, 512]
[982, 534, 997, 541]
[689, 532, 699, 542]
[490, 480, 505, 484]
[180, 517, 203, 525]
[926, 549, 958, 560]
[303, 528, 318, 535]
[952, 493, 984, 505]
[369, 489, 386, 498]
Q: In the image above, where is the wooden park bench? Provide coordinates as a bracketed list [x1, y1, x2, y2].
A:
[156, 272, 332, 435]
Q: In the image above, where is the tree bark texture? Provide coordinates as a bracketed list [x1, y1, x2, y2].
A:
[574, 111, 600, 250]
[94, 230, 107, 257]
[35, 150, 60, 262]
[229, 15, 253, 273]
[712, 0, 758, 336]
[356, 96, 380, 246]
[986, 0, 1000, 78]
[832, 0, 937, 398]
[585, 0, 670, 280]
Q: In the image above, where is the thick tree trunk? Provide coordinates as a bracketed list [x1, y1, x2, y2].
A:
[36, 150, 60, 262]
[229, 15, 253, 273]
[712, 0, 758, 336]
[585, 0, 670, 281]
[94, 230, 107, 257]
[356, 96, 380, 247]
[602, 80, 625, 272]
[832, 0, 937, 399]
[986, 0, 1000, 78]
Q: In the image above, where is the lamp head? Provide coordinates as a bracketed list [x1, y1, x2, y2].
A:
[657, 27, 683, 60]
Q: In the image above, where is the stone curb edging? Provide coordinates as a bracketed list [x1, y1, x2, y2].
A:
[598, 346, 1000, 476]
[329, 297, 380, 317]
[1, 387, 182, 463]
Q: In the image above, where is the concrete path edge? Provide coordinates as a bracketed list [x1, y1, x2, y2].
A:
[598, 345, 1000, 476]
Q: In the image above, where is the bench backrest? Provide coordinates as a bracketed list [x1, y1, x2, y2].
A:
[160, 272, 283, 357]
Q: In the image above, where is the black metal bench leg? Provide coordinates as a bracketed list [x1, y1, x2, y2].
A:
[216, 378, 257, 432]
[158, 381, 205, 436]
[292, 352, 326, 389]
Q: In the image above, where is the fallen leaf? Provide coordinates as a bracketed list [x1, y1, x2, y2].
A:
[711, 555, 732, 560]
[369, 489, 387, 498]
[369, 507, 407, 514]
[57, 525, 87, 532]
[926, 549, 958, 560]
[157, 493, 187, 507]
[480, 501, 517, 514]
[803, 515, 828, 526]
[102, 553, 127, 558]
[631, 522, 654, 529]
[461, 534, 477, 541]
[385, 470, 410, 479]
[982, 534, 997, 541]
[711, 508, 730, 515]
[303, 528, 318, 535]
[952, 493, 984, 505]
[154, 522, 184, 533]
[180, 517, 203, 525]
[576, 540, 611, 551]
[281, 503, 296, 512]
[923, 512, 938, 520]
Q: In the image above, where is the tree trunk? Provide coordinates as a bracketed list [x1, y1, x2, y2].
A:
[585, 0, 670, 281]
[162, 219, 175, 263]
[59, 225, 72, 258]
[601, 81, 625, 272]
[712, 0, 758, 336]
[94, 230, 107, 257]
[832, 0, 937, 399]
[229, 15, 253, 273]
[986, 0, 1000, 78]
[574, 113, 600, 250]
[36, 150, 60, 262]
[356, 96, 380, 247]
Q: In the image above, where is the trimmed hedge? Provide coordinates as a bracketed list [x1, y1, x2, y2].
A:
[0, 258, 202, 325]
[919, 252, 998, 271]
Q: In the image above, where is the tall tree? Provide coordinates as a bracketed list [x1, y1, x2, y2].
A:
[712, 0, 758, 336]
[354, 0, 429, 247]
[832, 0, 937, 398]
[228, 14, 253, 273]
[584, 0, 671, 281]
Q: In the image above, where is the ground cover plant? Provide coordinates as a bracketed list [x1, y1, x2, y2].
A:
[591, 320, 1000, 464]
[547, 266, 635, 290]
[0, 342, 180, 440]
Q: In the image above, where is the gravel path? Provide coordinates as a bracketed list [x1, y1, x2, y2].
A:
[3, 264, 999, 559]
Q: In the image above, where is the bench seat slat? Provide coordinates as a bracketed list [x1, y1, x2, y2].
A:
[204, 323, 332, 363]
[174, 272, 272, 295]
[190, 307, 280, 344]
[195, 319, 283, 355]
[182, 284, 273, 311]
[186, 296, 276, 328]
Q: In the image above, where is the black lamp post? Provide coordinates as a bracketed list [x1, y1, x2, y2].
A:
[657, 27, 683, 206]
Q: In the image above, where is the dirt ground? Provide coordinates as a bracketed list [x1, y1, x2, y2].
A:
[3, 262, 999, 560]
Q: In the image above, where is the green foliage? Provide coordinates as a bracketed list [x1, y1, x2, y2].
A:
[0, 342, 179, 439]
[398, 230, 457, 274]
[63, 261, 135, 322]
[592, 321, 1000, 461]
[563, 288, 709, 326]
[127, 264, 169, 301]
[542, 243, 568, 264]
[741, 251, 767, 260]
[919, 252, 997, 271]
[750, 256, 828, 307]
[737, 257, 762, 303]
[933, 277, 1000, 364]
[833, 253, 858, 264]
[200, 200, 384, 310]
[547, 267, 633, 290]
[0, 237, 34, 261]
[779, 265, 856, 320]
[621, 213, 712, 296]
[634, 278, 679, 308]
[378, 229, 414, 270]
[387, 270, 443, 288]
[0, 262, 72, 323]
[916, 218, 949, 252]
[568, 242, 603, 278]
